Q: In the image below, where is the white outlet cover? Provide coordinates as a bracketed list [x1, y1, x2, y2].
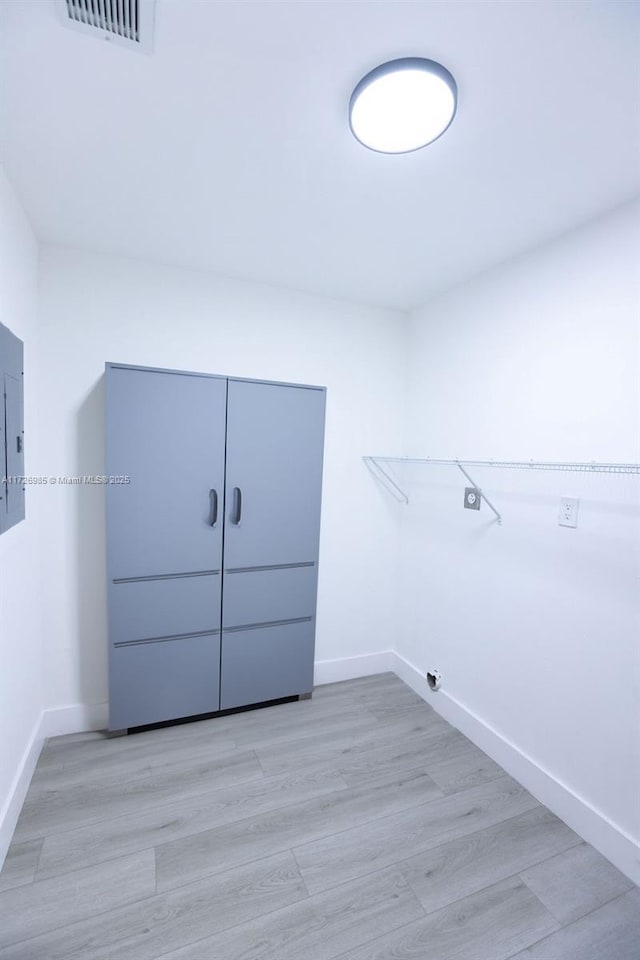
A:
[558, 497, 579, 528]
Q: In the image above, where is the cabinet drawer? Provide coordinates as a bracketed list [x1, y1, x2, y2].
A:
[109, 574, 221, 646]
[220, 620, 314, 710]
[110, 634, 221, 729]
[222, 564, 317, 629]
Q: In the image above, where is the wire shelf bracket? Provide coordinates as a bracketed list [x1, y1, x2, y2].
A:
[363, 455, 409, 504]
[362, 456, 640, 525]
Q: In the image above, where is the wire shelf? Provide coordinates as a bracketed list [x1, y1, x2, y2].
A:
[363, 456, 640, 522]
[364, 457, 640, 475]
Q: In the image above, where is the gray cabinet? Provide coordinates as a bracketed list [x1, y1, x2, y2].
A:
[106, 363, 325, 730]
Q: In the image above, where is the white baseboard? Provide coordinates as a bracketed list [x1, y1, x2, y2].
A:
[0, 701, 108, 869]
[0, 715, 45, 869]
[314, 651, 394, 686]
[41, 701, 109, 739]
[392, 651, 640, 886]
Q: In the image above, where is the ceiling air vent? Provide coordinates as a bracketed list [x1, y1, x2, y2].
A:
[56, 0, 155, 53]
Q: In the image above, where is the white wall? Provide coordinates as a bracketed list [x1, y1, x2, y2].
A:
[0, 167, 43, 862]
[36, 246, 407, 719]
[397, 200, 640, 880]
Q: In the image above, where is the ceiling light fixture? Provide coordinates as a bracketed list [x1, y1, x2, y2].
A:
[349, 57, 457, 154]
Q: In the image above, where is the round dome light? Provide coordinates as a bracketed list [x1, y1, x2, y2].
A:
[349, 58, 457, 154]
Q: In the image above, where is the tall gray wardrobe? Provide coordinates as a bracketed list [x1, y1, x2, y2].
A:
[105, 363, 326, 731]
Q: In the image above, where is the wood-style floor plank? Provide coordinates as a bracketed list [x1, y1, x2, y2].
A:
[0, 850, 155, 949]
[518, 842, 633, 925]
[333, 876, 560, 960]
[0, 839, 43, 893]
[421, 734, 506, 794]
[155, 867, 425, 960]
[155, 769, 442, 893]
[362, 694, 427, 721]
[228, 703, 379, 751]
[14, 748, 263, 842]
[255, 709, 451, 778]
[399, 806, 582, 914]
[36, 765, 348, 879]
[0, 851, 307, 960]
[310, 673, 409, 701]
[293, 775, 540, 895]
[507, 888, 640, 960]
[337, 727, 459, 789]
[32, 727, 241, 787]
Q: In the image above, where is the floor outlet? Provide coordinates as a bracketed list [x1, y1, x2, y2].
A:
[558, 497, 579, 528]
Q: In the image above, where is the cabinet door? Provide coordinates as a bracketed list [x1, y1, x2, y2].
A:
[223, 379, 325, 570]
[106, 366, 227, 729]
[221, 379, 325, 707]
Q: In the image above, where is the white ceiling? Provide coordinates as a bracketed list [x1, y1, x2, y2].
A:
[1, 0, 638, 310]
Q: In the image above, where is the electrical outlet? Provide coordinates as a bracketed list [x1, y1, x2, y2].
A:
[558, 497, 579, 528]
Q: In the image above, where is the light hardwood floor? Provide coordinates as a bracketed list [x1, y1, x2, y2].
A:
[0, 673, 637, 959]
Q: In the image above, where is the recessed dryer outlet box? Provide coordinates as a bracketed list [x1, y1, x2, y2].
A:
[464, 487, 481, 511]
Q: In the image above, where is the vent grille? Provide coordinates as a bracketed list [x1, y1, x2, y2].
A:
[66, 0, 140, 42]
[57, 0, 154, 52]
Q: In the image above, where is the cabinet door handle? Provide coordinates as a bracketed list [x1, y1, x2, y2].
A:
[232, 487, 242, 525]
[209, 489, 218, 527]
